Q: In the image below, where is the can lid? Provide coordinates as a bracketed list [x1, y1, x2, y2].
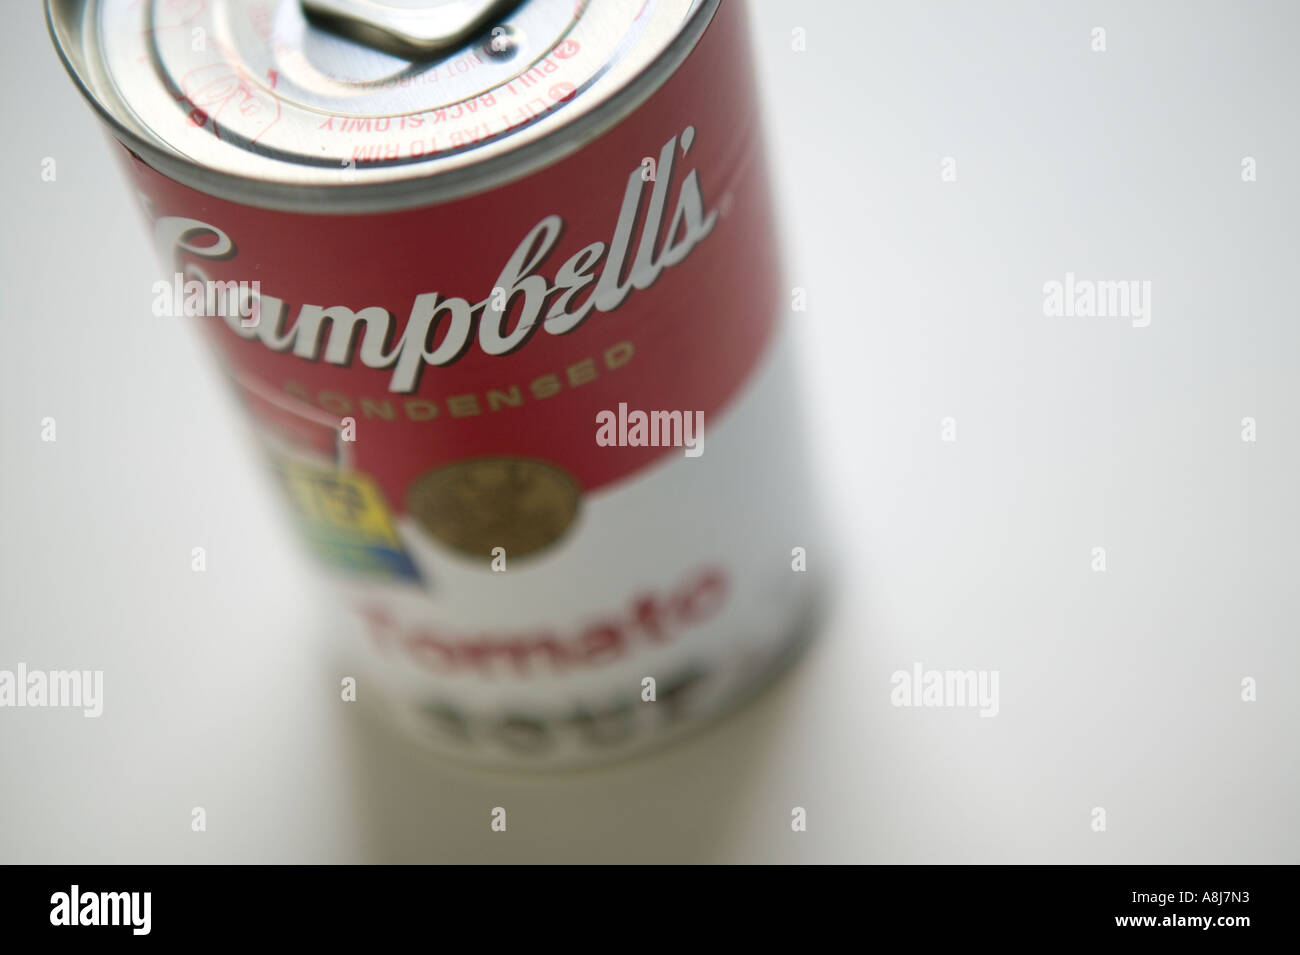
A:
[47, 0, 710, 211]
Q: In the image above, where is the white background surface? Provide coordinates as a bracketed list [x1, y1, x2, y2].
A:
[2, 0, 1297, 863]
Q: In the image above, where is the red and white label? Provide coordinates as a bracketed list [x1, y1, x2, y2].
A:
[123, 0, 779, 502]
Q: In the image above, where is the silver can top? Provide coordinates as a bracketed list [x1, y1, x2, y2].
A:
[47, 0, 710, 210]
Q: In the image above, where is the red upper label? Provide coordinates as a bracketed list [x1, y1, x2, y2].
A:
[121, 0, 778, 503]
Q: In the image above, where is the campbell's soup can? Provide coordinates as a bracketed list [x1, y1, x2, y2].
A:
[48, 0, 825, 767]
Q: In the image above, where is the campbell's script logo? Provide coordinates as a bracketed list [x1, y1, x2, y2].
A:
[153, 127, 718, 393]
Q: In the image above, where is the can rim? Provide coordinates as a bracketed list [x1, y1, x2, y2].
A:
[46, 0, 722, 214]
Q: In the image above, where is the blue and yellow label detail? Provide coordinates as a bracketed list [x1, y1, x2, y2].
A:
[274, 460, 421, 583]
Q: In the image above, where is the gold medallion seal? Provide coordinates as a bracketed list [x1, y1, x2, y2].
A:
[405, 457, 582, 560]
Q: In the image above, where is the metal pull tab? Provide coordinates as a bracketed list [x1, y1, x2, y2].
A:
[301, 0, 521, 59]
